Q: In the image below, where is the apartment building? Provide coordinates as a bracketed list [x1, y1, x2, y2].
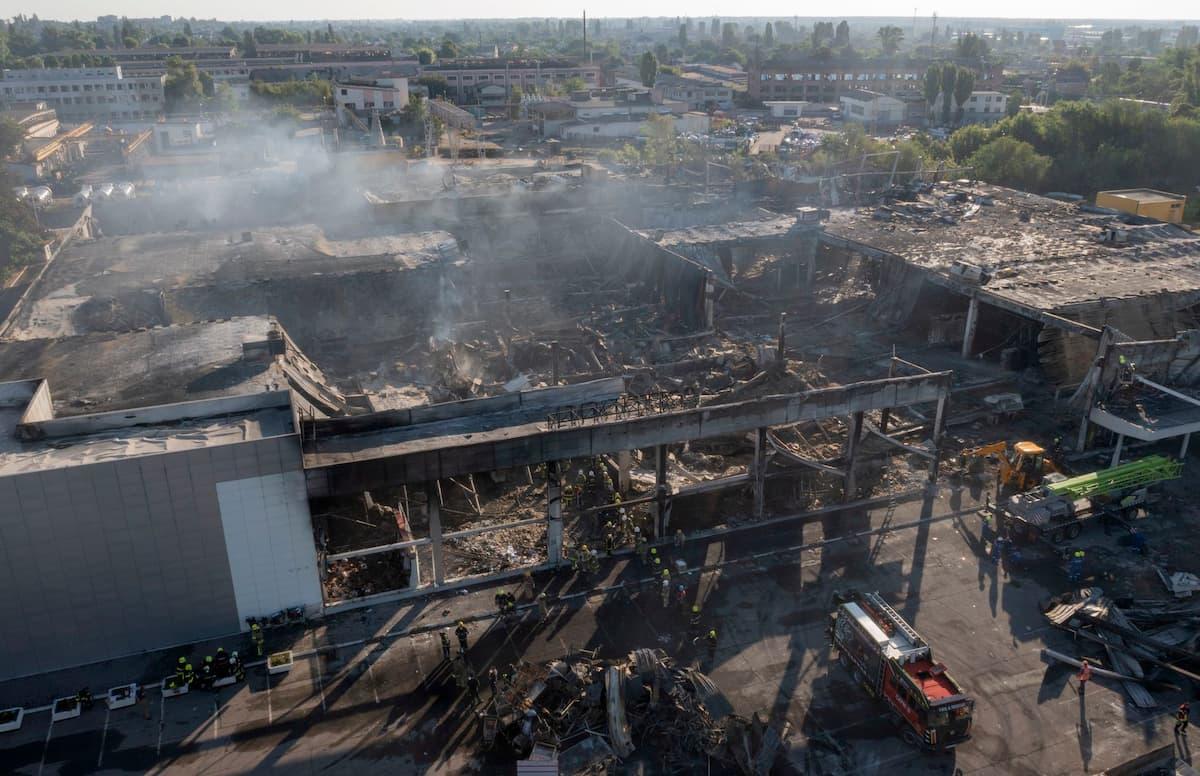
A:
[334, 77, 409, 112]
[750, 56, 927, 103]
[653, 71, 740, 110]
[1, 66, 166, 122]
[840, 90, 907, 129]
[421, 59, 602, 104]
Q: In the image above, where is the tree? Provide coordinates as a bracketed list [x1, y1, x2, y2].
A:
[877, 25, 904, 55]
[956, 33, 989, 61]
[438, 38, 458, 59]
[640, 51, 658, 87]
[812, 22, 834, 48]
[1006, 91, 1022, 117]
[507, 84, 523, 119]
[967, 137, 1051, 190]
[241, 31, 257, 58]
[924, 66, 941, 119]
[0, 119, 23, 158]
[163, 56, 205, 112]
[940, 63, 958, 125]
[120, 18, 142, 47]
[416, 75, 450, 99]
[834, 21, 850, 47]
[0, 170, 47, 282]
[953, 67, 975, 124]
[764, 23, 774, 47]
[641, 112, 677, 166]
[402, 92, 427, 125]
[949, 123, 991, 161]
[722, 23, 736, 47]
[415, 47, 435, 65]
[212, 83, 238, 113]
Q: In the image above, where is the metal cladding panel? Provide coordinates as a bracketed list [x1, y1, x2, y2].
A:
[0, 438, 301, 681]
[216, 470, 323, 627]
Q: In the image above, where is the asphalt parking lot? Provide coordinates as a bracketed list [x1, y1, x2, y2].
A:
[0, 482, 1192, 774]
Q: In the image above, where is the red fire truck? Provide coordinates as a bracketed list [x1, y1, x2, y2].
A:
[828, 591, 974, 750]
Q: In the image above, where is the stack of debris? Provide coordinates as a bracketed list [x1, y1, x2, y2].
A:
[1042, 588, 1200, 708]
[486, 648, 788, 775]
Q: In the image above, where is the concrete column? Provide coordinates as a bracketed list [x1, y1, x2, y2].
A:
[1182, 433, 1192, 459]
[547, 461, 563, 567]
[799, 230, 818, 291]
[879, 356, 897, 433]
[426, 482, 444, 587]
[653, 445, 669, 539]
[776, 313, 787, 373]
[753, 427, 767, 519]
[929, 396, 948, 483]
[703, 271, 716, 329]
[844, 412, 863, 502]
[617, 450, 632, 495]
[961, 295, 980, 359]
[1111, 434, 1124, 469]
[1076, 416, 1090, 454]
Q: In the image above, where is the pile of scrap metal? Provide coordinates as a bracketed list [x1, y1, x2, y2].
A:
[1041, 588, 1200, 708]
[491, 647, 788, 775]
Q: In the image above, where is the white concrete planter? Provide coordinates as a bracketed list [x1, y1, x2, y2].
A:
[106, 684, 138, 710]
[0, 707, 23, 733]
[212, 675, 237, 688]
[161, 677, 189, 698]
[267, 651, 293, 675]
[51, 697, 81, 722]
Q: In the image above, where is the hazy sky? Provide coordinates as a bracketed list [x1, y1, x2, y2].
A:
[10, 1, 1199, 22]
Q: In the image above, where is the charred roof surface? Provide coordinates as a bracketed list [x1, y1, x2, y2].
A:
[824, 182, 1200, 314]
[0, 316, 343, 417]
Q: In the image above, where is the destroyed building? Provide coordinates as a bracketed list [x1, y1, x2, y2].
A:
[3, 154, 1200, 776]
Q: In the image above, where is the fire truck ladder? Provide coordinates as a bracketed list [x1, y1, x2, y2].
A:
[864, 592, 925, 648]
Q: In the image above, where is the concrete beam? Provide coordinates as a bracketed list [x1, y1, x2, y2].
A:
[305, 371, 954, 497]
[547, 461, 563, 566]
[753, 427, 767, 518]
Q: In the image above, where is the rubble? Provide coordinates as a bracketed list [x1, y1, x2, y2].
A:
[1041, 587, 1200, 708]
[483, 648, 788, 775]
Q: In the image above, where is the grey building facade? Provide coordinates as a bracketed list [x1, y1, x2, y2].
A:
[0, 382, 322, 681]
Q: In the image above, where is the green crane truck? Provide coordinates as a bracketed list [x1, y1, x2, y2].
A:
[990, 455, 1181, 545]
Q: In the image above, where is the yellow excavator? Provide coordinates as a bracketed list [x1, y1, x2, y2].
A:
[959, 440, 1061, 494]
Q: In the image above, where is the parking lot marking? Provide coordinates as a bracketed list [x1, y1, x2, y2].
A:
[266, 675, 273, 724]
[97, 706, 111, 768]
[36, 717, 54, 776]
[156, 695, 165, 756]
[367, 658, 380, 705]
[212, 699, 221, 740]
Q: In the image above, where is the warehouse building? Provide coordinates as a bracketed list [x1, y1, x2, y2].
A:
[0, 317, 339, 680]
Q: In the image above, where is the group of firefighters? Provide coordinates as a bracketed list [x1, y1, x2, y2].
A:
[440, 620, 491, 706]
[173, 646, 246, 691]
